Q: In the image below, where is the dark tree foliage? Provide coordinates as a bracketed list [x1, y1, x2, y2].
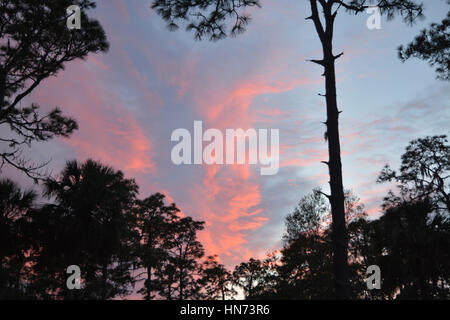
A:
[378, 135, 450, 213]
[28, 159, 138, 300]
[283, 188, 328, 243]
[126, 194, 208, 301]
[248, 157, 449, 300]
[278, 232, 334, 299]
[279, 193, 332, 299]
[334, 0, 422, 22]
[399, 0, 450, 80]
[154, 261, 177, 299]
[370, 199, 450, 299]
[172, 217, 205, 300]
[233, 255, 278, 300]
[151, 0, 261, 41]
[199, 255, 236, 300]
[369, 135, 450, 299]
[134, 193, 180, 300]
[233, 258, 260, 299]
[346, 217, 377, 299]
[155, 216, 205, 300]
[0, 0, 109, 180]
[0, 178, 36, 299]
[277, 188, 368, 299]
[1, 134, 449, 300]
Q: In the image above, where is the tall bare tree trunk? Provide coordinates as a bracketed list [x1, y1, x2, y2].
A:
[308, 0, 349, 299]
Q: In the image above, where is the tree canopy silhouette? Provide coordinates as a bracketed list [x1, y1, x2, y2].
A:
[370, 198, 450, 299]
[378, 135, 450, 213]
[1, 134, 448, 300]
[399, 0, 450, 80]
[0, 178, 36, 298]
[30, 159, 138, 299]
[133, 192, 181, 300]
[233, 256, 278, 300]
[277, 188, 368, 299]
[151, 0, 261, 41]
[199, 255, 236, 300]
[0, 0, 109, 180]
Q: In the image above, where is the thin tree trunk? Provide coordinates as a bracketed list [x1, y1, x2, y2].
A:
[0, 67, 5, 107]
[221, 285, 225, 301]
[0, 67, 6, 120]
[308, 0, 349, 299]
[101, 264, 108, 300]
[168, 282, 172, 300]
[146, 266, 152, 300]
[179, 246, 184, 300]
[324, 43, 350, 300]
[179, 266, 184, 300]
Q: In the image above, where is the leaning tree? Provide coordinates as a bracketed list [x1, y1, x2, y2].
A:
[149, 0, 424, 298]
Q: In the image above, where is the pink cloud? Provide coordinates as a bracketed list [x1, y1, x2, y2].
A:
[29, 53, 155, 175]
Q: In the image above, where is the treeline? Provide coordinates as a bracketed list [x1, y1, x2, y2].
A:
[1, 135, 449, 300]
[0, 159, 213, 300]
[236, 135, 450, 300]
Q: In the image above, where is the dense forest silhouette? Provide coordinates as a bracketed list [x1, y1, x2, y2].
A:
[0, 1, 449, 300]
[1, 135, 449, 299]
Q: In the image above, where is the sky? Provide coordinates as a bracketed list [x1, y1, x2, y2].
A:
[2, 0, 449, 270]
